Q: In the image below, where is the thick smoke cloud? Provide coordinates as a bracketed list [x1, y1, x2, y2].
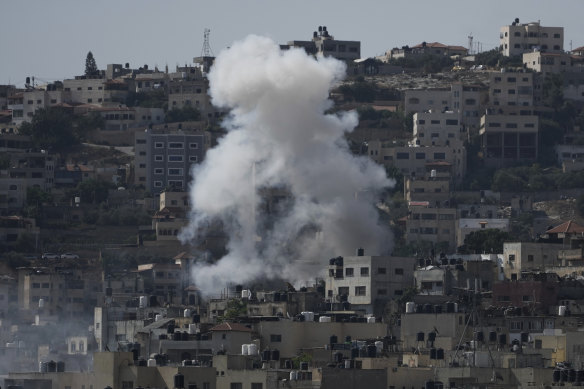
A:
[181, 35, 393, 295]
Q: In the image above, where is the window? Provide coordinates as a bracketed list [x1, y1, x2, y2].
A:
[169, 142, 184, 149]
[139, 163, 146, 168]
[377, 267, 386, 275]
[445, 119, 458, 125]
[528, 254, 534, 262]
[355, 286, 366, 296]
[154, 168, 163, 175]
[395, 268, 404, 275]
[168, 180, 183, 188]
[168, 168, 183, 176]
[338, 287, 349, 296]
[189, 156, 198, 162]
[168, 155, 184, 162]
[345, 267, 354, 277]
[251, 384, 263, 389]
[122, 382, 133, 389]
[433, 152, 446, 160]
[269, 333, 282, 343]
[377, 289, 387, 295]
[360, 267, 369, 276]
[230, 384, 242, 389]
[415, 152, 425, 160]
[154, 181, 163, 187]
[155, 155, 163, 161]
[32, 283, 40, 288]
[155, 142, 164, 148]
[396, 152, 409, 160]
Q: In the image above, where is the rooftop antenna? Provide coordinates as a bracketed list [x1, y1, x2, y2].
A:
[468, 33, 474, 55]
[201, 28, 214, 57]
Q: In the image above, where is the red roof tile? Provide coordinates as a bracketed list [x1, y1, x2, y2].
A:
[545, 220, 584, 234]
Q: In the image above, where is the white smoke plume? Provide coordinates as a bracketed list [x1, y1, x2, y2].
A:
[181, 35, 393, 295]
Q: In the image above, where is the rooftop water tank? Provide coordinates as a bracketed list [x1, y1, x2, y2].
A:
[406, 302, 416, 313]
[184, 309, 191, 318]
[242, 344, 249, 355]
[559, 305, 567, 316]
[319, 316, 331, 323]
[139, 296, 147, 308]
[367, 316, 376, 324]
[248, 343, 258, 356]
[155, 314, 163, 322]
[147, 358, 157, 367]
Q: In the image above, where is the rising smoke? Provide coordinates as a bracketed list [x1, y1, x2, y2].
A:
[180, 35, 393, 295]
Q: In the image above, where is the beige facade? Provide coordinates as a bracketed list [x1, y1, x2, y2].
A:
[489, 71, 535, 107]
[457, 218, 510, 248]
[325, 254, 416, 311]
[63, 77, 128, 105]
[523, 51, 583, 75]
[405, 84, 482, 131]
[502, 242, 561, 280]
[479, 113, 539, 168]
[368, 141, 466, 185]
[255, 320, 388, 358]
[406, 205, 456, 250]
[500, 20, 563, 57]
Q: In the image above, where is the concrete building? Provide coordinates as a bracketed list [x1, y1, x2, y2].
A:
[502, 242, 561, 280]
[456, 218, 510, 249]
[325, 252, 416, 313]
[489, 71, 536, 107]
[405, 203, 457, 251]
[5, 351, 217, 389]
[137, 263, 183, 303]
[500, 19, 563, 57]
[0, 215, 39, 249]
[412, 111, 467, 147]
[134, 128, 209, 193]
[404, 84, 482, 132]
[75, 105, 165, 131]
[523, 51, 584, 75]
[4, 150, 55, 191]
[386, 42, 468, 60]
[283, 26, 360, 62]
[63, 77, 128, 105]
[479, 112, 539, 168]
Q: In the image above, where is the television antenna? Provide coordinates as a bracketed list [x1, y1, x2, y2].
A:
[201, 28, 214, 57]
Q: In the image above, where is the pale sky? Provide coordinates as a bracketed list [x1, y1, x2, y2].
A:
[2, 0, 583, 87]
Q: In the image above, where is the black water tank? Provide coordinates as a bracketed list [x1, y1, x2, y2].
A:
[577, 370, 584, 382]
[569, 369, 576, 383]
[351, 347, 359, 359]
[446, 302, 455, 313]
[428, 332, 436, 342]
[167, 323, 175, 334]
[174, 373, 184, 389]
[56, 361, 65, 372]
[330, 335, 338, 345]
[334, 352, 343, 363]
[159, 334, 167, 340]
[424, 304, 433, 314]
[434, 305, 442, 314]
[181, 332, 189, 341]
[430, 348, 437, 359]
[345, 335, 352, 343]
[425, 381, 435, 389]
[274, 292, 281, 302]
[417, 332, 425, 342]
[47, 360, 57, 372]
[149, 295, 158, 307]
[553, 369, 561, 383]
[416, 304, 424, 313]
[271, 349, 280, 361]
[173, 332, 181, 341]
[262, 349, 271, 361]
[498, 334, 507, 345]
[359, 347, 367, 358]
[131, 347, 139, 361]
[437, 348, 444, 360]
[521, 332, 528, 342]
[367, 344, 377, 358]
[192, 314, 200, 323]
[235, 285, 243, 293]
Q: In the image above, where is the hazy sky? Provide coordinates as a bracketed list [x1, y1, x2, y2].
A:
[2, 0, 583, 87]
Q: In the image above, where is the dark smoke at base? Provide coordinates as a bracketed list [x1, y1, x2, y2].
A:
[180, 35, 393, 295]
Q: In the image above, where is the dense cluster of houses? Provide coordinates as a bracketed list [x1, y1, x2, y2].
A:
[0, 19, 584, 389]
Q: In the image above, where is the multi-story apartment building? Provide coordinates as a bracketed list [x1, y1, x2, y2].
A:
[63, 77, 128, 105]
[368, 141, 466, 186]
[489, 71, 536, 107]
[283, 26, 360, 61]
[134, 128, 209, 193]
[136, 263, 183, 303]
[75, 105, 165, 131]
[405, 203, 457, 250]
[17, 264, 101, 317]
[404, 84, 482, 132]
[5, 150, 55, 191]
[479, 113, 539, 168]
[500, 19, 563, 57]
[325, 251, 416, 314]
[412, 111, 467, 146]
[20, 84, 70, 122]
[523, 51, 584, 76]
[502, 242, 561, 280]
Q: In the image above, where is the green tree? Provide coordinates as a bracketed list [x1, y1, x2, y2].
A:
[460, 229, 511, 254]
[19, 107, 77, 152]
[85, 51, 98, 76]
[218, 299, 247, 322]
